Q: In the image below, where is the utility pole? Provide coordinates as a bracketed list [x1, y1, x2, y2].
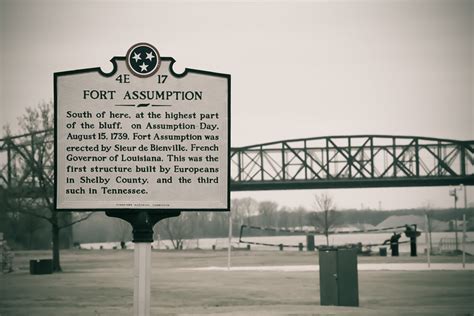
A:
[425, 214, 431, 268]
[460, 185, 467, 268]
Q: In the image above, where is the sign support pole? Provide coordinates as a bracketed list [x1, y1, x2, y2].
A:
[134, 242, 151, 316]
[106, 210, 181, 316]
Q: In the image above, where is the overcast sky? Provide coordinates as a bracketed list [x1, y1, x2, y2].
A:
[1, 0, 472, 210]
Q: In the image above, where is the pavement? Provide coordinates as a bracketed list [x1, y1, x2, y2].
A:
[182, 263, 474, 272]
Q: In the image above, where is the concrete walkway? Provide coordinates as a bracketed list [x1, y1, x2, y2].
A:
[183, 263, 474, 272]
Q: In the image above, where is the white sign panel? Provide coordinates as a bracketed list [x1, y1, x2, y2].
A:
[55, 43, 230, 211]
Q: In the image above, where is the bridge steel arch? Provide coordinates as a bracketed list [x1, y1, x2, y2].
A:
[0, 131, 473, 196]
[230, 135, 474, 191]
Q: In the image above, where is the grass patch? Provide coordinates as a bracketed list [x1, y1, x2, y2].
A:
[0, 250, 473, 315]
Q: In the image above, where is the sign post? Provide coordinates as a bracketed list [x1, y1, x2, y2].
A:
[228, 212, 232, 270]
[55, 43, 230, 315]
[135, 242, 150, 315]
[105, 210, 180, 315]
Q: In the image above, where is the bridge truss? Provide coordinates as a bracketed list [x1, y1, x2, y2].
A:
[0, 130, 473, 197]
[0, 130, 54, 198]
[231, 135, 474, 191]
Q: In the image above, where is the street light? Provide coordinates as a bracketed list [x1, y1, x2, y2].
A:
[449, 186, 459, 210]
[449, 185, 464, 251]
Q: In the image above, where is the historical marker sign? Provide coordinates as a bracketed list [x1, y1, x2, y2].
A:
[55, 43, 230, 211]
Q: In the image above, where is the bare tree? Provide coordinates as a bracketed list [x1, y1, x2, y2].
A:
[277, 207, 291, 229]
[161, 213, 194, 249]
[308, 193, 338, 246]
[23, 210, 43, 249]
[231, 197, 258, 225]
[294, 206, 308, 230]
[113, 218, 132, 247]
[258, 201, 279, 227]
[2, 102, 93, 271]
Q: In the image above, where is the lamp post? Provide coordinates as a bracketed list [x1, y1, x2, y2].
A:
[449, 186, 458, 209]
[449, 186, 459, 251]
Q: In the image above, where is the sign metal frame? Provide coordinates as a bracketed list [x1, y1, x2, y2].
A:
[54, 56, 231, 212]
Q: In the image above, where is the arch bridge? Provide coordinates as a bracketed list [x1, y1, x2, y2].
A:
[0, 130, 473, 197]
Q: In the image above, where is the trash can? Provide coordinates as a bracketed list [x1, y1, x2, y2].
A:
[319, 247, 359, 307]
[30, 259, 53, 275]
[379, 247, 387, 256]
[306, 234, 315, 251]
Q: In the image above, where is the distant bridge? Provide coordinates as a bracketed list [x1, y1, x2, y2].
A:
[230, 135, 474, 191]
[0, 130, 473, 197]
[0, 130, 54, 198]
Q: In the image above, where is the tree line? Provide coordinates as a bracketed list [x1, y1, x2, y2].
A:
[71, 196, 474, 249]
[4, 194, 473, 251]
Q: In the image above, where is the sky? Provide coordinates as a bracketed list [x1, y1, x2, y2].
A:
[0, 0, 473, 210]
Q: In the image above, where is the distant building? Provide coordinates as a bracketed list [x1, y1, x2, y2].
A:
[376, 215, 449, 232]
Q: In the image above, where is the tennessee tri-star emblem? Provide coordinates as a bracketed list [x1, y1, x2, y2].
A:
[126, 42, 161, 77]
